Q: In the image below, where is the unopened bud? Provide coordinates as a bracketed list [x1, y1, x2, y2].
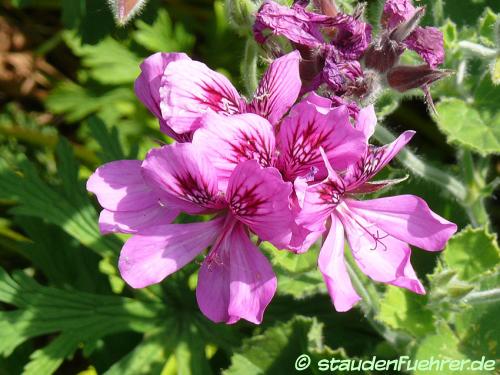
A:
[387, 64, 452, 92]
[108, 0, 148, 26]
[390, 7, 425, 42]
[364, 33, 404, 73]
[296, 43, 325, 83]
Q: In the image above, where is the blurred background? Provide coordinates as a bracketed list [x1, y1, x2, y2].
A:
[0, 0, 499, 374]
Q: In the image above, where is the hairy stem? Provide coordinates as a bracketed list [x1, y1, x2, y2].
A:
[460, 150, 490, 228]
[241, 38, 259, 98]
[464, 288, 500, 305]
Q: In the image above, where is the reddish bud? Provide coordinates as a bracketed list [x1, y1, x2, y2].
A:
[387, 64, 452, 92]
[108, 0, 148, 26]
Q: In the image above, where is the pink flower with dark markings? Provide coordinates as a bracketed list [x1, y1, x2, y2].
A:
[296, 109, 457, 312]
[158, 51, 302, 136]
[192, 93, 367, 252]
[115, 143, 294, 324]
[192, 94, 366, 187]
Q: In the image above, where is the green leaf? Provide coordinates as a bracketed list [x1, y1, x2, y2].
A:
[478, 8, 498, 47]
[434, 98, 500, 155]
[224, 316, 327, 375]
[455, 268, 500, 361]
[15, 217, 110, 293]
[0, 266, 164, 360]
[134, 9, 195, 52]
[104, 331, 169, 375]
[443, 226, 500, 281]
[61, 0, 85, 28]
[46, 81, 135, 123]
[175, 322, 212, 375]
[87, 116, 128, 162]
[378, 286, 435, 338]
[63, 32, 141, 85]
[23, 333, 82, 375]
[442, 19, 458, 48]
[0, 140, 121, 258]
[263, 242, 325, 299]
[414, 323, 479, 375]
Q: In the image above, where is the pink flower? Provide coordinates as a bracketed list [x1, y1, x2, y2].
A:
[116, 143, 295, 324]
[192, 93, 366, 188]
[158, 51, 302, 136]
[296, 106, 457, 311]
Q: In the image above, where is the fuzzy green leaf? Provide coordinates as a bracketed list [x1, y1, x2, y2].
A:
[225, 316, 325, 374]
[434, 98, 500, 155]
[378, 286, 435, 338]
[443, 226, 499, 281]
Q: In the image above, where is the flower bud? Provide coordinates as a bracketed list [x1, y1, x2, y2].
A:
[390, 6, 425, 42]
[364, 33, 404, 73]
[387, 64, 452, 92]
[108, 0, 148, 26]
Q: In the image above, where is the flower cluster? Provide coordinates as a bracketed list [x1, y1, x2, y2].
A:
[254, 0, 449, 108]
[87, 0, 457, 324]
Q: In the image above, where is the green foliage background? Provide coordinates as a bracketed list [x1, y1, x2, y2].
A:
[0, 0, 499, 374]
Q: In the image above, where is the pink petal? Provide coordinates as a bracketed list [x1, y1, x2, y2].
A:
[135, 52, 191, 140]
[87, 160, 157, 211]
[196, 223, 277, 324]
[345, 195, 457, 251]
[304, 92, 333, 108]
[192, 112, 275, 190]
[318, 214, 361, 311]
[119, 218, 224, 288]
[344, 130, 415, 189]
[226, 160, 294, 248]
[160, 59, 243, 134]
[382, 0, 416, 29]
[355, 104, 377, 140]
[248, 51, 302, 126]
[405, 27, 445, 68]
[276, 99, 366, 181]
[141, 143, 224, 215]
[253, 1, 333, 47]
[337, 203, 424, 294]
[98, 206, 179, 234]
[296, 181, 337, 233]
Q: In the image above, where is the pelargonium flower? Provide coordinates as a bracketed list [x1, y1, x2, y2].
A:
[135, 50, 301, 141]
[192, 93, 367, 252]
[296, 113, 457, 311]
[253, 0, 371, 96]
[113, 143, 295, 324]
[192, 93, 366, 187]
